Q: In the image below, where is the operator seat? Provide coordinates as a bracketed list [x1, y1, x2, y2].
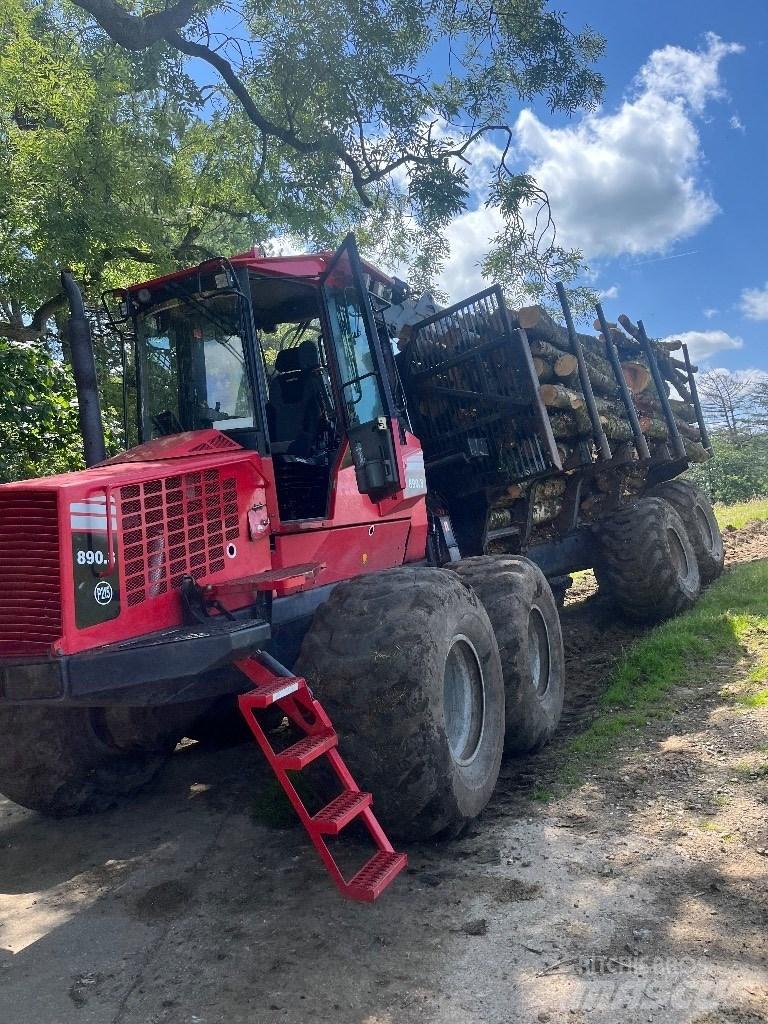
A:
[267, 339, 331, 456]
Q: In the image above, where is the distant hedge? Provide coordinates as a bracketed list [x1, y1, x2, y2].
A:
[686, 432, 768, 505]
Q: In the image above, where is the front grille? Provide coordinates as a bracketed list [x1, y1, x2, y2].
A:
[120, 470, 239, 608]
[0, 491, 62, 656]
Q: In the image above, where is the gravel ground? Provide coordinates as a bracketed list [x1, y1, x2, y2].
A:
[1, 521, 767, 1024]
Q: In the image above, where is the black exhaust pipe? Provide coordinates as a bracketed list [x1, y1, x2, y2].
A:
[60, 270, 107, 467]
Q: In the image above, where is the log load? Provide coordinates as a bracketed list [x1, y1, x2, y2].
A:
[403, 293, 707, 500]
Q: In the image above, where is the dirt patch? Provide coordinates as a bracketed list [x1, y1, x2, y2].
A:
[130, 879, 194, 922]
[723, 519, 768, 566]
[1, 519, 767, 1024]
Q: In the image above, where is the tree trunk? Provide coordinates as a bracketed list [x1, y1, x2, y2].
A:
[518, 305, 604, 360]
[539, 384, 586, 411]
[621, 361, 651, 394]
[533, 356, 553, 382]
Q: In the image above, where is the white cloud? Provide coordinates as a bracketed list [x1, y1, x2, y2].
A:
[729, 114, 746, 132]
[740, 282, 768, 320]
[636, 33, 744, 112]
[703, 307, 719, 319]
[442, 204, 503, 298]
[439, 34, 743, 297]
[598, 285, 620, 301]
[512, 33, 744, 260]
[661, 329, 743, 362]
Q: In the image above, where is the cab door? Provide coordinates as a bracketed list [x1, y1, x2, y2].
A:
[320, 235, 401, 497]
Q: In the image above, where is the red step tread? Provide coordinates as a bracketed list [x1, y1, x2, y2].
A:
[274, 731, 337, 770]
[344, 850, 408, 901]
[311, 790, 372, 835]
[242, 676, 304, 708]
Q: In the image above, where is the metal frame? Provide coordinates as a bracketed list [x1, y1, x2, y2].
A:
[637, 320, 687, 460]
[594, 301, 650, 461]
[556, 283, 611, 461]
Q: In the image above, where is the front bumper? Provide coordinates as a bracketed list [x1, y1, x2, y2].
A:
[0, 617, 271, 706]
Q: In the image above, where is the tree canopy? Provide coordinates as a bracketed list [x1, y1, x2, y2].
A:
[0, 0, 606, 480]
[2, 0, 605, 336]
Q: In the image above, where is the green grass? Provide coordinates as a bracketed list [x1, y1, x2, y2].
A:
[714, 498, 768, 530]
[558, 559, 768, 781]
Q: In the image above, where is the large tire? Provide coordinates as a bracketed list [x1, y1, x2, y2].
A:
[296, 566, 505, 841]
[0, 705, 190, 816]
[450, 556, 565, 754]
[647, 480, 724, 585]
[597, 497, 700, 622]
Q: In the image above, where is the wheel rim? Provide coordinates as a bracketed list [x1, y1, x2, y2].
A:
[695, 504, 715, 550]
[443, 636, 485, 766]
[668, 527, 690, 579]
[528, 606, 551, 696]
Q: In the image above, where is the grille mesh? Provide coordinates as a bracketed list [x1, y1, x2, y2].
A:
[120, 470, 238, 607]
[0, 491, 62, 656]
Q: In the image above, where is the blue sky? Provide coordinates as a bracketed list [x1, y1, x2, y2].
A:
[435, 2, 768, 373]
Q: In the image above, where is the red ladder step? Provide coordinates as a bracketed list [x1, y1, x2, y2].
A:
[346, 851, 409, 902]
[234, 652, 407, 902]
[245, 676, 304, 708]
[274, 731, 337, 770]
[311, 790, 372, 835]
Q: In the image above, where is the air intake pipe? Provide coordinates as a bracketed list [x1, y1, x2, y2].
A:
[60, 270, 107, 466]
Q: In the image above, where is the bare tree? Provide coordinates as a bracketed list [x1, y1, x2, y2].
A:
[698, 370, 758, 441]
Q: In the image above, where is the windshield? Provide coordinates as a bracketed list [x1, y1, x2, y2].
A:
[136, 293, 256, 439]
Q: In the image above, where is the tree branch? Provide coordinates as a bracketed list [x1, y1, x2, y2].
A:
[31, 294, 66, 332]
[162, 29, 374, 206]
[70, 0, 199, 50]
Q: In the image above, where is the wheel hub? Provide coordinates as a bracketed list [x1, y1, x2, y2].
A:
[528, 606, 551, 696]
[668, 527, 690, 579]
[695, 504, 715, 549]
[443, 636, 485, 766]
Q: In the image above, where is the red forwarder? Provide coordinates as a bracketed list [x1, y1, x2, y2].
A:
[0, 235, 721, 900]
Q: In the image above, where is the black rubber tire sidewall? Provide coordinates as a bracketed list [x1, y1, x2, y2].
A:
[647, 480, 725, 585]
[450, 556, 565, 754]
[0, 705, 188, 817]
[597, 497, 701, 622]
[295, 566, 505, 842]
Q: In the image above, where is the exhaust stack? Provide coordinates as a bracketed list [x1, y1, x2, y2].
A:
[60, 270, 106, 467]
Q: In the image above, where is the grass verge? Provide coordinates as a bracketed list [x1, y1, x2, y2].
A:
[558, 558, 768, 786]
[714, 498, 768, 530]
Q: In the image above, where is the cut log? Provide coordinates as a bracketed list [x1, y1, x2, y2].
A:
[638, 415, 670, 440]
[529, 339, 565, 362]
[594, 395, 632, 419]
[668, 398, 697, 422]
[582, 359, 619, 397]
[684, 440, 711, 463]
[553, 353, 579, 379]
[539, 384, 586, 412]
[535, 477, 567, 500]
[621, 361, 652, 394]
[519, 305, 604, 360]
[617, 313, 641, 342]
[549, 410, 592, 439]
[599, 414, 633, 443]
[672, 417, 702, 442]
[532, 499, 562, 524]
[488, 508, 514, 531]
[532, 356, 554, 382]
[656, 339, 683, 352]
